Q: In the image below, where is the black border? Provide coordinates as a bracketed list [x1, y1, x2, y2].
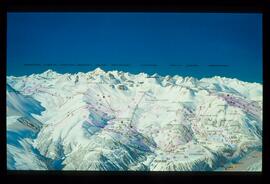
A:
[0, 0, 269, 183]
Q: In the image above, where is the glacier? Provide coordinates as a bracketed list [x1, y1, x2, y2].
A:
[6, 68, 262, 171]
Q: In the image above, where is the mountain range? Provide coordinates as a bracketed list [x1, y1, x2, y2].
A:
[6, 68, 262, 171]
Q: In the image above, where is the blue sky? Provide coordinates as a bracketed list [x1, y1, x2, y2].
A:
[7, 13, 262, 83]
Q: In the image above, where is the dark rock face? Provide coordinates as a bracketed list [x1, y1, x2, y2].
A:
[118, 85, 128, 91]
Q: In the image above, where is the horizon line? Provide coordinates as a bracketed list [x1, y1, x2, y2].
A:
[6, 67, 263, 85]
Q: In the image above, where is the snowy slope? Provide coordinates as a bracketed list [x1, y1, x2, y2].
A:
[7, 84, 47, 170]
[6, 68, 262, 171]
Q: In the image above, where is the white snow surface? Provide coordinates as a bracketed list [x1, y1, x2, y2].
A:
[6, 68, 262, 171]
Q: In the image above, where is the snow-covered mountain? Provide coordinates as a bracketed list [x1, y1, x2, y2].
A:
[7, 84, 47, 170]
[6, 68, 262, 171]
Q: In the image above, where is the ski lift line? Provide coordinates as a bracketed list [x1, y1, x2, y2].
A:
[57, 91, 89, 107]
[56, 101, 115, 126]
[23, 82, 58, 95]
[195, 96, 217, 123]
[218, 94, 261, 119]
[129, 92, 147, 127]
[125, 95, 143, 111]
[59, 90, 112, 112]
[204, 90, 261, 121]
[92, 117, 156, 148]
[95, 83, 116, 117]
[190, 103, 209, 138]
[218, 105, 243, 145]
[144, 92, 155, 98]
[25, 84, 89, 106]
[87, 102, 114, 116]
[56, 104, 89, 125]
[119, 90, 152, 114]
[195, 105, 234, 144]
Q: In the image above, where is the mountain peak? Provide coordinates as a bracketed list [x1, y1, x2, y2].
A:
[91, 67, 106, 75]
[43, 69, 55, 74]
[40, 69, 59, 78]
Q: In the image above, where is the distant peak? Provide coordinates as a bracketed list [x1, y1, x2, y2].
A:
[39, 69, 59, 78]
[44, 69, 55, 73]
[91, 67, 106, 75]
[42, 69, 58, 75]
[151, 73, 160, 77]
